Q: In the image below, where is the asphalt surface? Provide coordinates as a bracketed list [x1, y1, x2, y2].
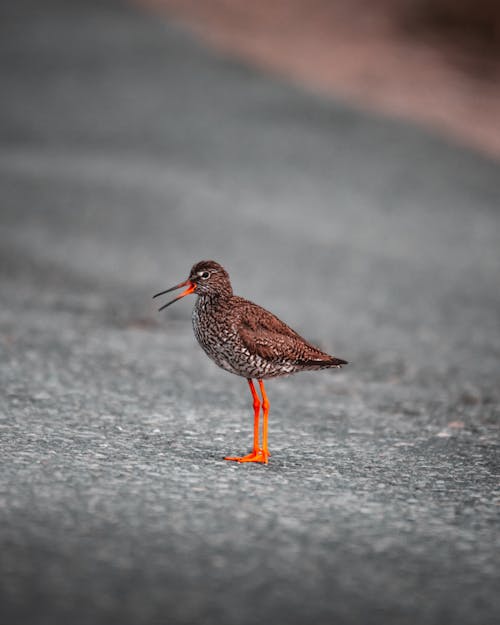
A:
[1, 1, 499, 624]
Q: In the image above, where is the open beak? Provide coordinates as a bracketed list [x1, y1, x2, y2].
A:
[153, 279, 196, 311]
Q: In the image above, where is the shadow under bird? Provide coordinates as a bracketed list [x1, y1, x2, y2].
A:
[154, 260, 347, 464]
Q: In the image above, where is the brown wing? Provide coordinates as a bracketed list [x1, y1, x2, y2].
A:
[235, 298, 347, 366]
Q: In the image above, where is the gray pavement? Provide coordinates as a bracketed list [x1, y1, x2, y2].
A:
[1, 1, 499, 624]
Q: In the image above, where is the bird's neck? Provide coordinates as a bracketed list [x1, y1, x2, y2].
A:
[195, 292, 231, 313]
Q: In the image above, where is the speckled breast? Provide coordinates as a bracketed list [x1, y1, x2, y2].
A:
[191, 297, 293, 379]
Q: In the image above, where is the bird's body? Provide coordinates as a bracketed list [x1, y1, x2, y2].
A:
[154, 260, 347, 464]
[192, 293, 345, 379]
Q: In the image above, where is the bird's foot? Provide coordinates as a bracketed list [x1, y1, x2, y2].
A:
[224, 449, 270, 464]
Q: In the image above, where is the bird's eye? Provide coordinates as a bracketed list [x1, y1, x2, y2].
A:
[200, 271, 210, 280]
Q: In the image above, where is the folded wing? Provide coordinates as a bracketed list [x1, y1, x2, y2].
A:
[236, 300, 347, 367]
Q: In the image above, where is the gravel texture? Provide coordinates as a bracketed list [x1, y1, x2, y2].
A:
[1, 1, 499, 624]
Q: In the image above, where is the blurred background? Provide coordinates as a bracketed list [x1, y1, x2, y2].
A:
[1, 1, 499, 624]
[143, 0, 500, 158]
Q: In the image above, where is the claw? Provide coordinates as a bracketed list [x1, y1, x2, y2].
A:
[224, 449, 269, 464]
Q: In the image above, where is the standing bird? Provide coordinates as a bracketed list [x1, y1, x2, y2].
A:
[154, 260, 347, 464]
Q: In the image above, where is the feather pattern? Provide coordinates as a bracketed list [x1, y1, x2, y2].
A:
[188, 263, 347, 379]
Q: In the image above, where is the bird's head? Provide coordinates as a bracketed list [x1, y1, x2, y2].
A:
[153, 260, 232, 310]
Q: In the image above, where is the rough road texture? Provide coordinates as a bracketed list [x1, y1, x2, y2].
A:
[1, 1, 499, 624]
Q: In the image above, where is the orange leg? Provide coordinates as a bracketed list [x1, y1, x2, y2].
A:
[224, 379, 270, 464]
[258, 380, 270, 460]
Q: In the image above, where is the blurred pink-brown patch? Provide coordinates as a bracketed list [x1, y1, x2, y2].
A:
[137, 0, 500, 159]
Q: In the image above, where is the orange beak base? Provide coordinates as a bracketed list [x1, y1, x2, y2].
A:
[153, 280, 196, 311]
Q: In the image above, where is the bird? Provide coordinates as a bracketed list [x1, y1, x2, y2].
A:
[153, 260, 347, 464]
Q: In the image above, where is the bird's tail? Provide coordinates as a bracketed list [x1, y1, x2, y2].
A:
[304, 357, 348, 368]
